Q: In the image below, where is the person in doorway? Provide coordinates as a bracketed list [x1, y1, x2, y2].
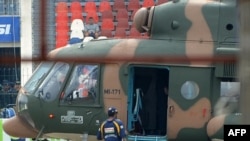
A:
[97, 107, 127, 141]
[84, 17, 100, 39]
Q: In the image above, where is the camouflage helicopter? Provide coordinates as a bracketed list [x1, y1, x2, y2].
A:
[3, 0, 242, 141]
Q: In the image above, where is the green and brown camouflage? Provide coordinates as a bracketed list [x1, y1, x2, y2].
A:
[3, 0, 241, 141]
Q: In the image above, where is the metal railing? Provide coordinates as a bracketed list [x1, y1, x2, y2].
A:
[0, 92, 18, 109]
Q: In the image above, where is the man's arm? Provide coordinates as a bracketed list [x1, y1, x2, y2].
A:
[96, 127, 103, 140]
[115, 119, 127, 141]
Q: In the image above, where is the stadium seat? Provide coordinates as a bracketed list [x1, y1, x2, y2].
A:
[56, 2, 68, 13]
[56, 39, 68, 48]
[86, 11, 99, 23]
[101, 11, 114, 21]
[99, 1, 112, 12]
[114, 28, 127, 38]
[129, 27, 142, 38]
[56, 30, 69, 46]
[71, 12, 83, 21]
[116, 9, 129, 20]
[56, 12, 68, 23]
[127, 0, 140, 12]
[101, 29, 113, 38]
[84, 1, 97, 13]
[142, 0, 155, 7]
[157, 0, 169, 5]
[116, 19, 129, 29]
[56, 30, 69, 40]
[56, 22, 69, 32]
[101, 19, 114, 30]
[113, 0, 126, 11]
[70, 1, 82, 13]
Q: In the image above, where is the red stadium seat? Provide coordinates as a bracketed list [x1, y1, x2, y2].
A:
[70, 1, 82, 13]
[101, 19, 114, 30]
[56, 2, 68, 13]
[56, 39, 68, 48]
[56, 12, 68, 23]
[113, 0, 126, 11]
[116, 9, 129, 20]
[71, 12, 83, 21]
[84, 1, 97, 13]
[101, 11, 114, 21]
[86, 11, 99, 23]
[56, 30, 69, 48]
[56, 22, 69, 32]
[116, 19, 129, 29]
[114, 28, 127, 38]
[142, 0, 155, 7]
[99, 1, 112, 12]
[129, 27, 142, 38]
[101, 29, 113, 38]
[127, 0, 140, 12]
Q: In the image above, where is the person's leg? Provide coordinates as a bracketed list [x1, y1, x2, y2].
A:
[89, 32, 95, 39]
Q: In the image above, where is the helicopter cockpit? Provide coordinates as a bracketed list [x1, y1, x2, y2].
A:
[18, 62, 99, 112]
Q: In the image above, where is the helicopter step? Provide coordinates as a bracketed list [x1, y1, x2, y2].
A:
[127, 135, 167, 141]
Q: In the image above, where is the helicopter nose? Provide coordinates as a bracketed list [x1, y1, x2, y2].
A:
[3, 115, 38, 138]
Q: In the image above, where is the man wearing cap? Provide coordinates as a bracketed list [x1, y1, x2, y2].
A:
[97, 107, 127, 141]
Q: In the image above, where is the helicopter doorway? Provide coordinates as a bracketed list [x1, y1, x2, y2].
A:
[128, 66, 169, 137]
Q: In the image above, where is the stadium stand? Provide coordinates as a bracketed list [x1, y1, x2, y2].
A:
[55, 0, 157, 41]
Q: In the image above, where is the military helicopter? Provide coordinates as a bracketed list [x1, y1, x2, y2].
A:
[3, 0, 242, 141]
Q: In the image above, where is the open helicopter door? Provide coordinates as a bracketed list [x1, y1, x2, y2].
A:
[167, 66, 212, 141]
[127, 65, 169, 141]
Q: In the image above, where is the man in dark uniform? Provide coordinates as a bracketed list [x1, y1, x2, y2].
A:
[97, 107, 127, 141]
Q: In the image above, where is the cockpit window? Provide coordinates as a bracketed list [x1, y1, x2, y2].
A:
[61, 64, 99, 105]
[36, 62, 70, 102]
[23, 62, 54, 93]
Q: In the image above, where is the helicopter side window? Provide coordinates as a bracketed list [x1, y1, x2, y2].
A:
[24, 62, 54, 93]
[36, 62, 70, 102]
[62, 64, 98, 104]
[214, 81, 240, 116]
